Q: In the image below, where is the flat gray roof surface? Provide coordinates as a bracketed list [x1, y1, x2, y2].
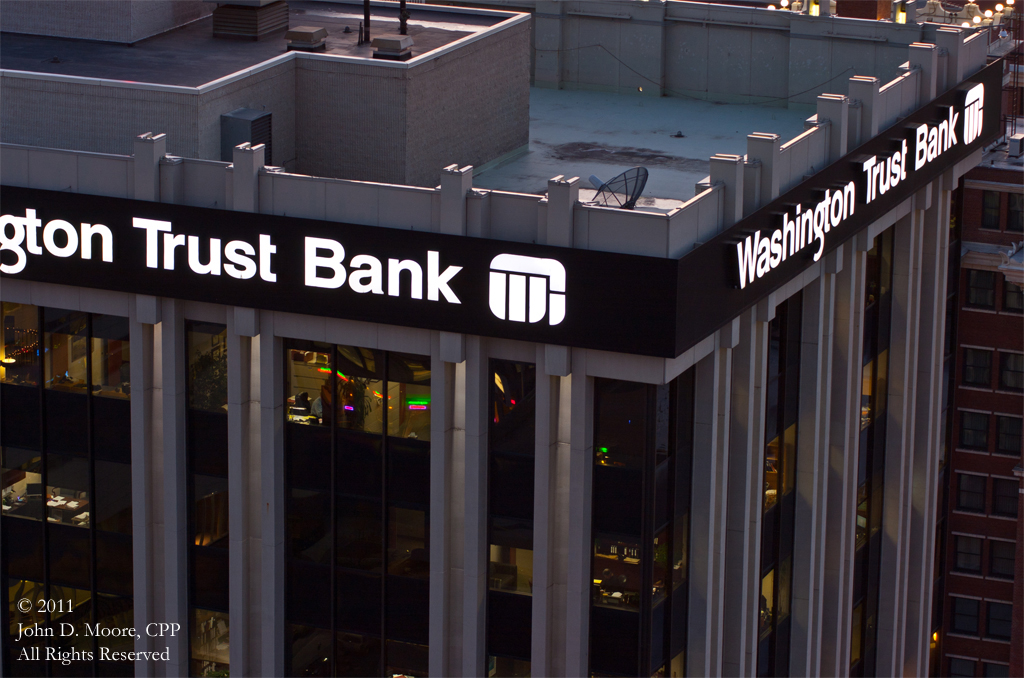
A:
[475, 87, 812, 208]
[0, 1, 496, 87]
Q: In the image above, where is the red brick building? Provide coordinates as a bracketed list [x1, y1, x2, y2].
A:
[936, 151, 1023, 678]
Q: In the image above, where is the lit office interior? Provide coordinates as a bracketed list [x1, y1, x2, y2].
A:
[2, 303, 134, 676]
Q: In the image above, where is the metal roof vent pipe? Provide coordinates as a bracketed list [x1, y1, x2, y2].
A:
[206, 0, 289, 41]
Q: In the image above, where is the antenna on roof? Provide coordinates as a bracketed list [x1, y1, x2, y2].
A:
[588, 167, 649, 210]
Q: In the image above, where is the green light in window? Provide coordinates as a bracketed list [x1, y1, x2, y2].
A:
[599, 447, 609, 453]
[406, 396, 431, 406]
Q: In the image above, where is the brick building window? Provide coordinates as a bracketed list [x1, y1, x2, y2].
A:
[989, 541, 1015, 578]
[984, 663, 1010, 677]
[960, 412, 989, 450]
[982, 191, 1001, 230]
[1005, 282, 1023, 313]
[992, 479, 1018, 518]
[956, 474, 986, 513]
[967, 270, 996, 308]
[998, 352, 1024, 391]
[996, 416, 1022, 455]
[951, 597, 980, 634]
[985, 602, 1012, 640]
[949, 658, 976, 677]
[1008, 193, 1023, 233]
[954, 536, 982, 572]
[963, 349, 992, 387]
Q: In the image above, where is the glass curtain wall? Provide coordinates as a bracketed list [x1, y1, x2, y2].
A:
[850, 229, 894, 677]
[589, 370, 694, 677]
[284, 342, 430, 678]
[2, 303, 133, 677]
[186, 322, 230, 677]
[487, 360, 536, 677]
[757, 292, 802, 677]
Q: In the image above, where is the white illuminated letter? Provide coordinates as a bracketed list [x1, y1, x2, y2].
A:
[25, 209, 42, 255]
[348, 254, 384, 294]
[388, 259, 423, 299]
[914, 124, 928, 170]
[133, 217, 172, 269]
[80, 223, 113, 262]
[259, 234, 277, 283]
[224, 240, 257, 279]
[0, 214, 27, 274]
[427, 251, 462, 303]
[488, 254, 567, 325]
[43, 220, 79, 258]
[304, 237, 347, 289]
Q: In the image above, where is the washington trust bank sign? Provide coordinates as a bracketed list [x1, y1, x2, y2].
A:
[0, 62, 1003, 359]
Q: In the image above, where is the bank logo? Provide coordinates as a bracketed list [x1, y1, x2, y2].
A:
[963, 83, 984, 145]
[488, 254, 566, 325]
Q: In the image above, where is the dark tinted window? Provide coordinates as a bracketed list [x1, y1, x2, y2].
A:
[985, 601, 1012, 640]
[949, 657, 976, 677]
[992, 479, 1018, 517]
[981, 191, 1000, 229]
[951, 597, 979, 635]
[956, 474, 986, 512]
[963, 349, 992, 387]
[954, 536, 982, 573]
[1005, 281, 1024, 313]
[967, 269, 995, 308]
[998, 352, 1023, 391]
[960, 411, 988, 450]
[996, 416, 1022, 455]
[1008, 192, 1023, 232]
[989, 541, 1014, 578]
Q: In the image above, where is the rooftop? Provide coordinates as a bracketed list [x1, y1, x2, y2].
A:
[474, 86, 810, 209]
[0, 0, 504, 88]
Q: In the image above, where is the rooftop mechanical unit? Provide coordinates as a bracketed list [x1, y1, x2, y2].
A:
[221, 108, 272, 164]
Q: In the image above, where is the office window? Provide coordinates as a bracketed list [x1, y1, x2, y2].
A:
[1, 307, 133, 677]
[949, 657, 977, 677]
[284, 342, 431, 677]
[996, 416, 1022, 455]
[954, 536, 982, 573]
[186, 321, 230, 678]
[962, 349, 992, 387]
[966, 270, 996, 308]
[960, 412, 989, 450]
[951, 597, 980, 635]
[1008, 192, 1023, 232]
[998, 352, 1023, 392]
[985, 602, 1012, 640]
[981, 191, 1000, 229]
[989, 541, 1015, 578]
[956, 474, 986, 513]
[1005, 282, 1023, 313]
[984, 663, 1011, 677]
[487, 359, 536, 669]
[590, 371, 694, 677]
[992, 479, 1018, 518]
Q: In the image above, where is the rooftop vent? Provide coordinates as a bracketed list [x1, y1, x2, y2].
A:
[1009, 133, 1024, 158]
[371, 35, 414, 61]
[221, 108, 272, 164]
[286, 26, 328, 52]
[210, 0, 289, 41]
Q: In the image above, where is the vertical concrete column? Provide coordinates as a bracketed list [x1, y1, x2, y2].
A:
[710, 155, 745, 230]
[935, 28, 964, 94]
[687, 326, 735, 678]
[227, 307, 260, 675]
[848, 77, 880, 149]
[746, 134, 781, 210]
[533, 1, 563, 89]
[440, 165, 472, 365]
[258, 313, 285, 677]
[819, 243, 867, 676]
[159, 298, 188, 676]
[232, 143, 265, 213]
[564, 350, 594, 678]
[723, 306, 768, 677]
[462, 336, 489, 678]
[544, 175, 577, 375]
[532, 349, 565, 677]
[790, 260, 838, 676]
[876, 213, 923, 677]
[133, 133, 166, 202]
[816, 94, 849, 164]
[904, 189, 951, 676]
[909, 42, 939, 106]
[430, 334, 458, 677]
[130, 295, 161, 677]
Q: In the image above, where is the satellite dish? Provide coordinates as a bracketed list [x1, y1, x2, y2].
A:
[589, 167, 649, 210]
